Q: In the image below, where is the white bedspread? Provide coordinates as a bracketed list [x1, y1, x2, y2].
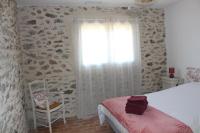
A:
[98, 82, 200, 133]
[147, 82, 200, 133]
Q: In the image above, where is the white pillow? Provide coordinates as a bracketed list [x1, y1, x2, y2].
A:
[186, 67, 200, 82]
[33, 91, 48, 109]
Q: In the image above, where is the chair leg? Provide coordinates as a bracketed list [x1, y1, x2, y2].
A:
[33, 110, 37, 129]
[47, 111, 52, 133]
[63, 106, 66, 124]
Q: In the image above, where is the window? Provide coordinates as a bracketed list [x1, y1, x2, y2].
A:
[80, 21, 135, 66]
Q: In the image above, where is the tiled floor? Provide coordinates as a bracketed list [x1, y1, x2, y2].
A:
[31, 116, 114, 133]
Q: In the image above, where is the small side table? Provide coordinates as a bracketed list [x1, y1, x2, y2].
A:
[162, 76, 184, 90]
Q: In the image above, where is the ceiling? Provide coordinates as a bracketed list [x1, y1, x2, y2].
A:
[16, 0, 182, 8]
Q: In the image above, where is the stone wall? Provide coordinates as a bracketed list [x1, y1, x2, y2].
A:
[139, 9, 166, 93]
[0, 0, 27, 133]
[17, 6, 166, 125]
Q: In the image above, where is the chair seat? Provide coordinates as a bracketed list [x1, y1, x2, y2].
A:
[36, 101, 62, 112]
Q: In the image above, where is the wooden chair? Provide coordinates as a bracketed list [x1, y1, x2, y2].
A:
[29, 80, 66, 133]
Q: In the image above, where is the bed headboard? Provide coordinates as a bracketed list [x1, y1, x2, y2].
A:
[186, 67, 200, 82]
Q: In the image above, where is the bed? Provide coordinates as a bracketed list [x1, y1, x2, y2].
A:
[98, 67, 200, 133]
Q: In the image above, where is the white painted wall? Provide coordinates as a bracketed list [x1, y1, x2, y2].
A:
[165, 0, 200, 79]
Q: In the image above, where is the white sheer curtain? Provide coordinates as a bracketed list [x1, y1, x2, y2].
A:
[74, 18, 142, 118]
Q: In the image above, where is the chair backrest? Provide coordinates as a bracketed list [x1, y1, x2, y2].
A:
[29, 80, 48, 108]
[29, 80, 46, 93]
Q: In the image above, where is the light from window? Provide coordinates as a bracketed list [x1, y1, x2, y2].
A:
[80, 22, 134, 66]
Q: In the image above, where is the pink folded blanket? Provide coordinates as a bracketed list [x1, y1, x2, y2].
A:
[102, 96, 193, 133]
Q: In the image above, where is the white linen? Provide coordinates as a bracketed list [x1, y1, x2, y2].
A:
[147, 82, 200, 133]
[98, 82, 200, 133]
[98, 105, 129, 133]
[74, 18, 142, 118]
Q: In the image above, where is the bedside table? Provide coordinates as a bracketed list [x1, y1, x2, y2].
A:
[162, 76, 184, 90]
